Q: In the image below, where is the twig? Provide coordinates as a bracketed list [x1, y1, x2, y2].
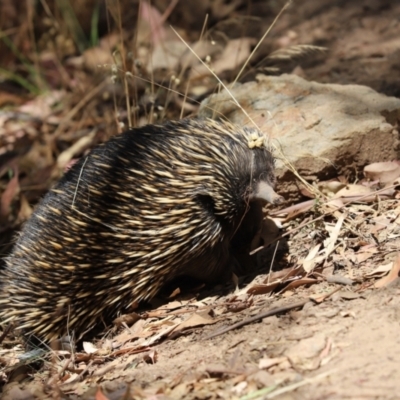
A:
[205, 299, 309, 340]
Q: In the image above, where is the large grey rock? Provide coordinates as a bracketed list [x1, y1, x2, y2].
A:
[199, 74, 400, 200]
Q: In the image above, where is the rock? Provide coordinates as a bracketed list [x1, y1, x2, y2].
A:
[199, 74, 400, 201]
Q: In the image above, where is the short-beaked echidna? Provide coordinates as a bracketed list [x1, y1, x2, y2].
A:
[0, 118, 282, 343]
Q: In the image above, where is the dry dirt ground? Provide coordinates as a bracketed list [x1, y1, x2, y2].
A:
[1, 0, 400, 399]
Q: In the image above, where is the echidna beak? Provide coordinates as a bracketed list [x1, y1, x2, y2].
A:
[251, 181, 284, 205]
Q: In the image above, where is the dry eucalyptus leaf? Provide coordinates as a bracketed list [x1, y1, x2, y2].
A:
[334, 184, 373, 198]
[366, 262, 394, 277]
[82, 341, 98, 354]
[364, 161, 400, 186]
[374, 254, 400, 288]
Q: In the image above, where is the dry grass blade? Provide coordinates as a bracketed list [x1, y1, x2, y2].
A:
[232, 0, 292, 84]
[264, 369, 338, 399]
[169, 26, 260, 131]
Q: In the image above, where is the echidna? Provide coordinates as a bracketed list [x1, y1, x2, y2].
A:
[0, 118, 282, 343]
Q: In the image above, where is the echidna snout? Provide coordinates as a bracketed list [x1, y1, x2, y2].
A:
[251, 180, 284, 205]
[0, 118, 281, 343]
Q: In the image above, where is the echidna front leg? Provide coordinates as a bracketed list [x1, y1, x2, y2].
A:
[230, 200, 264, 274]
